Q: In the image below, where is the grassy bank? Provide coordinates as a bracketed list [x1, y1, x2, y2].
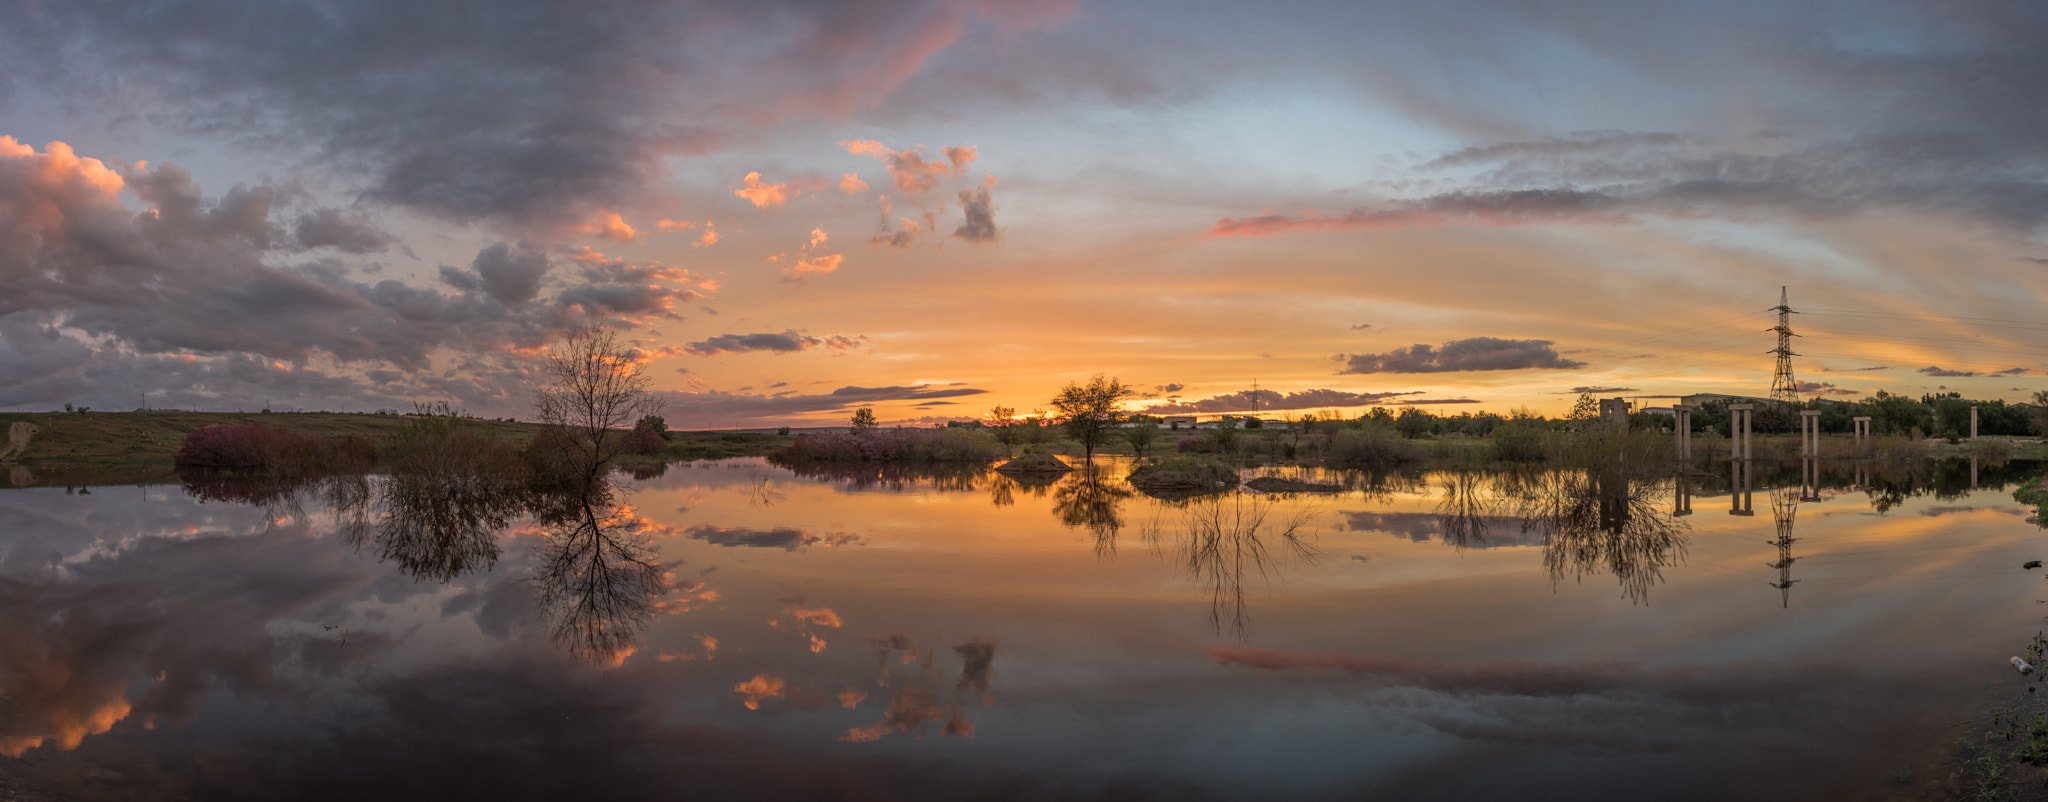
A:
[0, 411, 795, 482]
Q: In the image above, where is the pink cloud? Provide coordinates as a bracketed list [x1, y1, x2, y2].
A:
[840, 173, 869, 195]
[579, 210, 643, 243]
[732, 171, 794, 208]
[837, 140, 979, 195]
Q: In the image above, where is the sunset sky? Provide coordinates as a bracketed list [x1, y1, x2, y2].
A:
[3, 0, 2045, 425]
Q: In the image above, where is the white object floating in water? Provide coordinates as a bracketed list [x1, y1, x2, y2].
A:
[2015, 656, 2035, 675]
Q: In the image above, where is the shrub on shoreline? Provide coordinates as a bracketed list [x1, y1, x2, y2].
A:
[174, 423, 374, 475]
[1128, 457, 1240, 491]
[771, 427, 1007, 463]
[1322, 427, 1422, 467]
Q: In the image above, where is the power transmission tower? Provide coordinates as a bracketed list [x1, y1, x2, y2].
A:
[1768, 286, 1800, 404]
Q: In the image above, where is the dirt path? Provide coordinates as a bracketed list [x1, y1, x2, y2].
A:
[0, 421, 37, 462]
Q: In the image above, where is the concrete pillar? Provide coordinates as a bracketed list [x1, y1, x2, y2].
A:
[1800, 410, 1821, 457]
[1600, 398, 1632, 428]
[1729, 460, 1754, 516]
[1971, 406, 1979, 440]
[1672, 405, 1693, 461]
[1801, 457, 1822, 501]
[1852, 416, 1871, 444]
[1729, 404, 1754, 461]
[1674, 475, 1692, 516]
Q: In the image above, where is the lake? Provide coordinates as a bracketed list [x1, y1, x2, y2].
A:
[0, 456, 2042, 800]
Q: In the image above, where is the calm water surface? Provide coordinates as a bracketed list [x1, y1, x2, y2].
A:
[1, 457, 2043, 800]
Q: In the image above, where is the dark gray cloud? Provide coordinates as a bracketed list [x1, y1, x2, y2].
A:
[0, 1, 1047, 231]
[683, 525, 859, 551]
[465, 243, 553, 306]
[953, 186, 999, 242]
[1396, 398, 1482, 405]
[1144, 388, 1423, 414]
[684, 331, 869, 357]
[1570, 386, 1638, 394]
[1339, 338, 1585, 374]
[290, 208, 395, 254]
[954, 638, 996, 698]
[1816, 365, 1890, 373]
[1918, 365, 1978, 377]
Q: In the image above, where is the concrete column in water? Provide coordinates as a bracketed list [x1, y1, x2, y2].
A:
[1672, 405, 1693, 461]
[1800, 410, 1821, 457]
[1852, 416, 1871, 443]
[1971, 406, 1979, 439]
[1729, 404, 1754, 460]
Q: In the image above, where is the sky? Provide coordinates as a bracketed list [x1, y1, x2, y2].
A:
[2, 0, 2046, 425]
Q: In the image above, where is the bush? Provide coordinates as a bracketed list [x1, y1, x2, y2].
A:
[173, 424, 362, 474]
[1176, 435, 1217, 454]
[1127, 457, 1240, 491]
[770, 427, 1007, 463]
[1491, 420, 1545, 462]
[623, 421, 668, 456]
[1323, 427, 1422, 467]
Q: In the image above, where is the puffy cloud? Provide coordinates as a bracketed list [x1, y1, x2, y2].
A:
[839, 140, 982, 196]
[778, 254, 841, 285]
[463, 242, 553, 306]
[1144, 388, 1425, 414]
[578, 211, 642, 243]
[839, 174, 869, 195]
[731, 674, 790, 711]
[952, 185, 999, 243]
[684, 331, 868, 356]
[731, 172, 794, 209]
[1339, 338, 1585, 374]
[0, 141, 710, 413]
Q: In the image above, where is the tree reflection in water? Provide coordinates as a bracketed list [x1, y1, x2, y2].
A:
[530, 485, 671, 664]
[1435, 468, 1506, 548]
[184, 460, 670, 664]
[1168, 495, 1322, 639]
[1052, 468, 1133, 557]
[1509, 466, 1689, 605]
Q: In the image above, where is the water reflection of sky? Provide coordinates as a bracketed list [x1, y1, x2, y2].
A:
[1, 459, 2045, 800]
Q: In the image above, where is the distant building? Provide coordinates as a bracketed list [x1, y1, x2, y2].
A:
[1680, 393, 1776, 407]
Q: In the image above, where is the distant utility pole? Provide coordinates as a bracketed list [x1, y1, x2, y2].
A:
[1768, 286, 1801, 404]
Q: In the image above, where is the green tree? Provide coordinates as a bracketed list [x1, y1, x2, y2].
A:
[1051, 374, 1127, 464]
[635, 414, 668, 438]
[850, 407, 878, 432]
[1565, 393, 1600, 431]
[2033, 391, 2048, 437]
[1123, 415, 1160, 458]
[987, 405, 1020, 449]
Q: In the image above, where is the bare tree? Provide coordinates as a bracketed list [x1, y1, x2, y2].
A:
[533, 327, 663, 484]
